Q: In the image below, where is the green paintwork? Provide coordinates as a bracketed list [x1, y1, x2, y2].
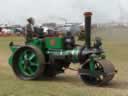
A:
[9, 38, 45, 65]
[8, 56, 13, 65]
[10, 45, 20, 53]
[27, 38, 45, 51]
[9, 45, 20, 65]
[70, 48, 80, 63]
[9, 36, 104, 75]
[17, 49, 40, 76]
[89, 56, 95, 73]
[45, 37, 64, 49]
[47, 47, 80, 63]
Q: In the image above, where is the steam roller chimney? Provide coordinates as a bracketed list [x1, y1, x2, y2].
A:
[84, 12, 92, 48]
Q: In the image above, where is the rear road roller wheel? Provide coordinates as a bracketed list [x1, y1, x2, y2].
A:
[79, 59, 116, 86]
[12, 45, 45, 80]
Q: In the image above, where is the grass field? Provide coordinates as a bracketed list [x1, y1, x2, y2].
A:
[0, 28, 128, 96]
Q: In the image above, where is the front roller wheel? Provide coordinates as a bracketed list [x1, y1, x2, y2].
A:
[79, 59, 116, 86]
[12, 45, 45, 80]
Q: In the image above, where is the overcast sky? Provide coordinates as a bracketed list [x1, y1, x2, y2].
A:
[0, 0, 128, 25]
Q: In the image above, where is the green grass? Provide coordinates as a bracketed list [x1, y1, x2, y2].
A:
[0, 35, 128, 96]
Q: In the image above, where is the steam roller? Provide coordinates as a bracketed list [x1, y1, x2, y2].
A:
[8, 12, 117, 86]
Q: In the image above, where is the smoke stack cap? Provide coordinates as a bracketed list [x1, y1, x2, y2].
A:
[84, 12, 92, 16]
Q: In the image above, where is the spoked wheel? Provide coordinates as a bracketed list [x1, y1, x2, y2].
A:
[79, 59, 116, 86]
[12, 45, 45, 80]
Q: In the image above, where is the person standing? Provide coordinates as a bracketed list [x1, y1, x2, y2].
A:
[25, 17, 35, 43]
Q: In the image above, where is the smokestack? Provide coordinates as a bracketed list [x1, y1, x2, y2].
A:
[84, 12, 92, 48]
